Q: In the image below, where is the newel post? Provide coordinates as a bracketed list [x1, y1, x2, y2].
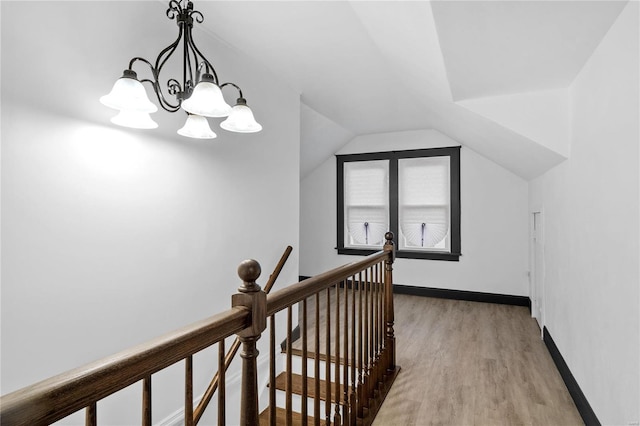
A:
[383, 232, 396, 371]
[232, 259, 267, 426]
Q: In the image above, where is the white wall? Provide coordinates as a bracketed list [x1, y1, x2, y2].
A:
[1, 2, 300, 424]
[300, 103, 354, 180]
[529, 2, 639, 424]
[300, 129, 529, 296]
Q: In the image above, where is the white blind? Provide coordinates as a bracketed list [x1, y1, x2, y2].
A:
[344, 160, 389, 246]
[398, 157, 450, 250]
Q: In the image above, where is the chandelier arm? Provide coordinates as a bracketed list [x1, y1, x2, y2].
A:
[194, 62, 206, 88]
[147, 77, 181, 113]
[191, 10, 204, 24]
[127, 57, 181, 112]
[128, 56, 155, 73]
[155, 82, 182, 113]
[186, 26, 217, 84]
[166, 0, 182, 19]
[155, 30, 183, 75]
[220, 82, 244, 99]
[184, 27, 195, 95]
[146, 28, 191, 111]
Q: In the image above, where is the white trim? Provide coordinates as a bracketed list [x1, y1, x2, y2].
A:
[158, 405, 189, 426]
[530, 208, 545, 339]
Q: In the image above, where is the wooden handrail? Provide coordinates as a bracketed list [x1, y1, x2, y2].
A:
[0, 307, 249, 425]
[264, 246, 294, 294]
[266, 250, 388, 316]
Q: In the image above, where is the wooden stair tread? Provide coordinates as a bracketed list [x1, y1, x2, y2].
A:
[287, 347, 361, 368]
[272, 372, 346, 403]
[259, 406, 326, 426]
[261, 366, 400, 426]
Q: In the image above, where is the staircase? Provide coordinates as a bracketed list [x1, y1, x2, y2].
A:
[0, 237, 398, 426]
[258, 296, 401, 426]
[259, 360, 399, 425]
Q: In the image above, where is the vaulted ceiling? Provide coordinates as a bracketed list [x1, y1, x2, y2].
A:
[195, 1, 627, 179]
[2, 1, 628, 181]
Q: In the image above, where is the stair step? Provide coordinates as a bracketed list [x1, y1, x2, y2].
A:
[272, 372, 346, 403]
[258, 406, 326, 425]
[287, 347, 361, 368]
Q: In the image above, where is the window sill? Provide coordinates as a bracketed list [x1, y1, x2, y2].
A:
[337, 247, 460, 261]
[396, 250, 460, 261]
[337, 247, 380, 256]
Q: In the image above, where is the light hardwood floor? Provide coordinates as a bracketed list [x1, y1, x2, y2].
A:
[372, 294, 583, 426]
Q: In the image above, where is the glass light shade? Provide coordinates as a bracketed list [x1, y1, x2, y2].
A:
[110, 110, 158, 129]
[100, 70, 157, 113]
[181, 74, 231, 118]
[177, 114, 217, 139]
[220, 99, 262, 133]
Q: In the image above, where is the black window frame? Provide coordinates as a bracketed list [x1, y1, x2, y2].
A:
[337, 147, 461, 261]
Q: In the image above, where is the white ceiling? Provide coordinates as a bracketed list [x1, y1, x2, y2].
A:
[432, 1, 629, 101]
[199, 1, 450, 135]
[2, 1, 628, 180]
[196, 0, 627, 179]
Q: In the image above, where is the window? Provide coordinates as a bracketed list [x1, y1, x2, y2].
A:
[337, 147, 461, 261]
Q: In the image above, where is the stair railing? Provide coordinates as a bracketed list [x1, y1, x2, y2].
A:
[261, 232, 398, 425]
[0, 233, 397, 425]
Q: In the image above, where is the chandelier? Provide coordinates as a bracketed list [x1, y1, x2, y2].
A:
[100, 0, 262, 139]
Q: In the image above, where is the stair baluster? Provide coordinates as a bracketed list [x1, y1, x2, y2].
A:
[333, 283, 342, 425]
[357, 271, 365, 420]
[142, 376, 151, 426]
[314, 292, 322, 426]
[286, 306, 293, 426]
[302, 298, 309, 425]
[269, 315, 277, 426]
[218, 340, 226, 426]
[325, 286, 332, 426]
[350, 274, 357, 426]
[86, 402, 97, 426]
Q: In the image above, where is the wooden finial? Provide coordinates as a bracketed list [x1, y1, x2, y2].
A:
[385, 232, 394, 244]
[237, 259, 261, 293]
[384, 232, 395, 262]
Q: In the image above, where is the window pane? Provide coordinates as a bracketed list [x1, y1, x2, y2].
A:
[344, 160, 389, 247]
[398, 156, 450, 251]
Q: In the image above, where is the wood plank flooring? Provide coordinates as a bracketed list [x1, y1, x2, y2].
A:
[372, 294, 583, 425]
